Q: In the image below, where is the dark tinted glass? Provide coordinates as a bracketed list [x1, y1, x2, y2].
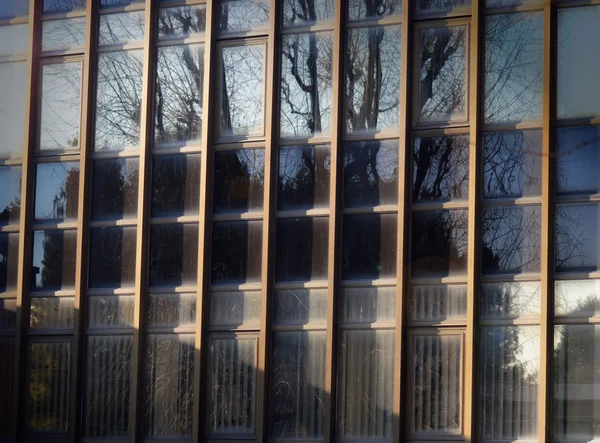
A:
[283, 0, 333, 26]
[91, 158, 138, 220]
[278, 145, 330, 210]
[211, 221, 262, 284]
[158, 6, 206, 39]
[348, 0, 401, 20]
[0, 166, 21, 226]
[34, 162, 80, 222]
[149, 224, 198, 286]
[0, 233, 19, 293]
[555, 203, 599, 272]
[341, 214, 397, 280]
[275, 217, 328, 282]
[151, 154, 201, 217]
[413, 135, 469, 202]
[213, 149, 264, 213]
[556, 126, 600, 196]
[89, 227, 137, 289]
[43, 0, 85, 13]
[411, 210, 468, 277]
[32, 230, 77, 291]
[343, 140, 398, 208]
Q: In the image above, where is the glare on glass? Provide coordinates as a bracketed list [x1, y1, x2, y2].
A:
[480, 281, 540, 320]
[555, 280, 600, 318]
[29, 297, 75, 329]
[0, 62, 27, 159]
[348, 0, 401, 20]
[0, 166, 21, 226]
[34, 162, 80, 222]
[147, 294, 196, 328]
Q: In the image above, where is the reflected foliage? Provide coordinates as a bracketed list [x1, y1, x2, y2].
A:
[99, 11, 144, 46]
[32, 230, 77, 291]
[348, 0, 401, 20]
[555, 280, 600, 318]
[42, 18, 86, 52]
[417, 0, 470, 14]
[218, 0, 269, 33]
[89, 227, 137, 289]
[91, 158, 139, 220]
[283, 0, 333, 26]
[34, 162, 79, 222]
[158, 5, 206, 39]
[151, 154, 200, 217]
[30, 297, 74, 329]
[480, 282, 540, 320]
[213, 149, 264, 213]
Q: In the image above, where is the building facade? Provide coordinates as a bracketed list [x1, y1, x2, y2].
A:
[0, 0, 599, 441]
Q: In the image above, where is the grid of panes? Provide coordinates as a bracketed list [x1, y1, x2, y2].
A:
[408, 0, 470, 438]
[0, 0, 29, 437]
[553, 4, 600, 441]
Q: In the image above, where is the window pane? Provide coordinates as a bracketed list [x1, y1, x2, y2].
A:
[213, 149, 265, 213]
[218, 0, 269, 34]
[0, 299, 17, 330]
[283, 0, 333, 26]
[271, 331, 326, 439]
[145, 334, 194, 438]
[416, 0, 470, 15]
[30, 297, 75, 329]
[95, 50, 144, 152]
[480, 282, 540, 320]
[553, 325, 600, 441]
[0, 0, 28, 19]
[341, 214, 397, 280]
[413, 135, 469, 202]
[557, 126, 600, 196]
[84, 335, 132, 438]
[276, 217, 328, 282]
[0, 166, 21, 226]
[484, 13, 543, 123]
[42, 18, 86, 52]
[99, 11, 145, 45]
[32, 230, 77, 291]
[0, 24, 28, 56]
[479, 326, 539, 441]
[209, 337, 257, 435]
[209, 291, 260, 328]
[220, 44, 265, 137]
[411, 333, 462, 435]
[27, 342, 71, 432]
[483, 130, 542, 198]
[87, 296, 134, 329]
[408, 284, 467, 323]
[89, 227, 137, 289]
[418, 26, 467, 123]
[340, 286, 396, 323]
[482, 205, 541, 274]
[149, 224, 198, 287]
[338, 330, 394, 439]
[147, 293, 196, 328]
[151, 154, 201, 217]
[346, 26, 401, 133]
[348, 0, 401, 20]
[344, 140, 399, 207]
[273, 289, 327, 325]
[556, 203, 599, 272]
[557, 6, 600, 119]
[555, 280, 600, 318]
[0, 62, 27, 158]
[211, 221, 262, 284]
[0, 339, 15, 436]
[1, 233, 19, 293]
[158, 5, 206, 40]
[411, 210, 468, 277]
[34, 162, 79, 222]
[91, 158, 139, 220]
[40, 62, 82, 151]
[100, 0, 143, 7]
[155, 44, 204, 145]
[43, 0, 85, 13]
[280, 32, 333, 137]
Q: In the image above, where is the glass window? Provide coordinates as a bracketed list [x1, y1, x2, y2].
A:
[158, 5, 206, 40]
[483, 130, 542, 199]
[416, 0, 470, 15]
[155, 44, 204, 146]
[280, 32, 333, 137]
[479, 326, 539, 441]
[147, 294, 196, 328]
[219, 43, 266, 137]
[0, 166, 21, 226]
[271, 331, 326, 439]
[275, 217, 328, 282]
[89, 227, 137, 289]
[0, 0, 28, 19]
[411, 209, 468, 277]
[338, 330, 394, 439]
[210, 291, 261, 328]
[209, 336, 257, 435]
[484, 13, 543, 123]
[91, 158, 139, 220]
[0, 62, 27, 158]
[0, 299, 17, 330]
[0, 24, 28, 57]
[273, 289, 327, 325]
[411, 333, 462, 436]
[283, 0, 333, 26]
[99, 11, 145, 45]
[344, 140, 398, 208]
[555, 203, 599, 272]
[218, 0, 269, 34]
[557, 6, 600, 119]
[341, 214, 397, 280]
[213, 149, 265, 214]
[30, 297, 75, 329]
[480, 282, 540, 320]
[348, 0, 401, 20]
[84, 335, 132, 438]
[555, 280, 600, 318]
[43, 0, 85, 13]
[211, 220, 262, 284]
[340, 286, 396, 323]
[145, 334, 194, 438]
[151, 154, 201, 217]
[27, 342, 71, 432]
[408, 284, 467, 323]
[149, 224, 198, 287]
[32, 230, 77, 291]
[40, 62, 82, 152]
[556, 126, 600, 196]
[0, 233, 19, 293]
[95, 50, 144, 152]
[418, 25, 467, 123]
[87, 296, 134, 329]
[34, 162, 80, 222]
[413, 135, 469, 202]
[100, 0, 143, 7]
[346, 26, 401, 133]
[42, 18, 86, 52]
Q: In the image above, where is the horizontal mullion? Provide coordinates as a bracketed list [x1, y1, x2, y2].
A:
[553, 316, 600, 325]
[271, 323, 328, 332]
[26, 328, 74, 336]
[484, 2, 544, 14]
[151, 143, 203, 154]
[157, 0, 207, 6]
[0, 292, 17, 299]
[277, 135, 332, 146]
[338, 322, 397, 330]
[32, 221, 78, 230]
[86, 288, 135, 297]
[215, 29, 269, 40]
[85, 328, 134, 336]
[479, 318, 541, 327]
[480, 273, 541, 283]
[339, 278, 397, 288]
[212, 140, 266, 150]
[145, 326, 196, 335]
[29, 290, 76, 298]
[408, 276, 468, 285]
[482, 121, 542, 132]
[34, 151, 81, 162]
[481, 196, 542, 207]
[275, 208, 330, 219]
[97, 42, 145, 52]
[342, 131, 401, 142]
[411, 124, 470, 137]
[88, 219, 137, 228]
[40, 48, 85, 58]
[407, 319, 468, 328]
[91, 149, 140, 160]
[147, 285, 197, 294]
[210, 283, 262, 292]
[411, 200, 470, 211]
[554, 271, 600, 280]
[0, 225, 20, 233]
[212, 212, 264, 222]
[98, 4, 146, 14]
[272, 280, 328, 290]
[555, 193, 600, 204]
[341, 205, 398, 215]
[346, 15, 403, 28]
[0, 157, 23, 166]
[0, 54, 29, 63]
[41, 10, 87, 20]
[156, 34, 206, 47]
[148, 215, 200, 224]
[555, 115, 600, 127]
[0, 16, 28, 26]
[280, 22, 335, 34]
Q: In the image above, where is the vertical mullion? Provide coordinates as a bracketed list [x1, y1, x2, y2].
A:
[324, 1, 345, 442]
[70, 0, 98, 439]
[539, 0, 557, 441]
[465, 0, 483, 439]
[257, 0, 281, 440]
[12, 0, 41, 440]
[129, 0, 158, 441]
[193, 0, 217, 440]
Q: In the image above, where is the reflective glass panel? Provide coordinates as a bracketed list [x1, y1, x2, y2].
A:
[43, 0, 85, 13]
[0, 299, 17, 330]
[0, 62, 27, 158]
[87, 296, 134, 329]
[0, 24, 28, 56]
[339, 286, 396, 323]
[151, 154, 201, 217]
[555, 280, 600, 318]
[30, 297, 75, 329]
[147, 294, 196, 328]
[148, 224, 198, 287]
[0, 339, 14, 435]
[34, 162, 80, 222]
[273, 289, 327, 325]
[416, 0, 470, 15]
[283, 0, 333, 26]
[42, 18, 86, 52]
[348, 0, 401, 20]
[218, 0, 269, 33]
[91, 158, 139, 220]
[408, 284, 467, 323]
[99, 11, 145, 45]
[32, 230, 77, 291]
[480, 282, 541, 320]
[0, 166, 21, 226]
[158, 5, 206, 40]
[0, 0, 28, 19]
[0, 233, 19, 293]
[555, 203, 599, 272]
[100, 0, 143, 7]
[89, 227, 137, 289]
[556, 126, 600, 196]
[211, 220, 262, 284]
[210, 291, 261, 328]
